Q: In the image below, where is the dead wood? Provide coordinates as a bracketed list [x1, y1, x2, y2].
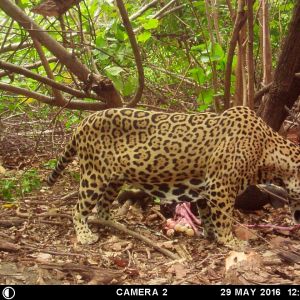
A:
[0, 240, 20, 252]
[90, 218, 179, 260]
[39, 262, 122, 284]
[0, 218, 25, 227]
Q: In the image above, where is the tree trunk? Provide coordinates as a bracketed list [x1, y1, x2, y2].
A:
[258, 0, 300, 131]
[261, 0, 273, 85]
[246, 0, 254, 109]
[223, 0, 246, 109]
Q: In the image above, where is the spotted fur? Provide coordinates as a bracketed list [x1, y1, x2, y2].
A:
[47, 106, 300, 248]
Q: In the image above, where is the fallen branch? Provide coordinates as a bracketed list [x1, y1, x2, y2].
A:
[61, 191, 78, 201]
[39, 262, 122, 283]
[90, 218, 179, 260]
[0, 240, 20, 252]
[0, 218, 25, 227]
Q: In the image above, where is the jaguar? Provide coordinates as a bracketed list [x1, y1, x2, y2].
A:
[47, 106, 300, 248]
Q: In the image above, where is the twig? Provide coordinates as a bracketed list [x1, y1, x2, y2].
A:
[61, 191, 78, 201]
[129, 0, 159, 21]
[22, 243, 86, 257]
[245, 224, 300, 231]
[150, 207, 166, 222]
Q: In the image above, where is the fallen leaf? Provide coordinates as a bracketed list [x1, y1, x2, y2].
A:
[0, 165, 6, 174]
[225, 251, 247, 271]
[234, 226, 257, 241]
[167, 263, 187, 280]
[269, 236, 291, 248]
[111, 257, 128, 268]
[35, 253, 53, 263]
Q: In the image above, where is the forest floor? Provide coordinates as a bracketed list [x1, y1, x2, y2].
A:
[0, 111, 300, 285]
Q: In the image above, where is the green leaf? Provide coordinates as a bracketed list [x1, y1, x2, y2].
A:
[137, 31, 151, 43]
[189, 68, 206, 84]
[123, 77, 137, 96]
[95, 35, 106, 48]
[211, 43, 224, 61]
[191, 44, 206, 52]
[197, 104, 209, 112]
[142, 19, 159, 30]
[104, 66, 124, 76]
[200, 55, 210, 63]
[197, 89, 214, 105]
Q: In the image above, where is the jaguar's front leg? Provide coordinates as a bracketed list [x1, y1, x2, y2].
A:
[196, 198, 215, 240]
[204, 138, 259, 250]
[206, 192, 246, 249]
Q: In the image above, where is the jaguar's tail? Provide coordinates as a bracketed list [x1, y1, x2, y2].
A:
[47, 134, 77, 186]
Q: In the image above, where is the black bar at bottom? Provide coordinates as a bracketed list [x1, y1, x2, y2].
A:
[1, 285, 299, 299]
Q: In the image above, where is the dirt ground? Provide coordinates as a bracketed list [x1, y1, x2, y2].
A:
[0, 111, 300, 285]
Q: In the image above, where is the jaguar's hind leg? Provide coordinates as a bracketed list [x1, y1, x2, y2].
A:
[97, 173, 124, 221]
[73, 175, 104, 245]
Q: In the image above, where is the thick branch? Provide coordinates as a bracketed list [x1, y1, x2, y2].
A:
[0, 0, 122, 107]
[32, 38, 65, 105]
[254, 82, 272, 103]
[0, 60, 94, 99]
[255, 71, 300, 103]
[116, 0, 144, 107]
[223, 0, 247, 109]
[0, 41, 32, 54]
[0, 83, 107, 111]
[0, 57, 58, 78]
[0, 0, 89, 81]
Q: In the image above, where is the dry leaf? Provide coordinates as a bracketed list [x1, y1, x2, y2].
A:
[234, 226, 257, 241]
[225, 251, 247, 271]
[0, 165, 6, 174]
[111, 257, 128, 268]
[225, 251, 263, 284]
[269, 236, 291, 248]
[35, 253, 53, 263]
[167, 263, 187, 280]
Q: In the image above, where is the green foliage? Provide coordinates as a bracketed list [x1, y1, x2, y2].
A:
[43, 159, 58, 170]
[0, 169, 41, 202]
[70, 171, 80, 183]
[0, 0, 294, 115]
[0, 179, 17, 201]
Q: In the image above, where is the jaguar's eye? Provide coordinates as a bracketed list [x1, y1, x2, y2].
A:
[294, 210, 300, 224]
